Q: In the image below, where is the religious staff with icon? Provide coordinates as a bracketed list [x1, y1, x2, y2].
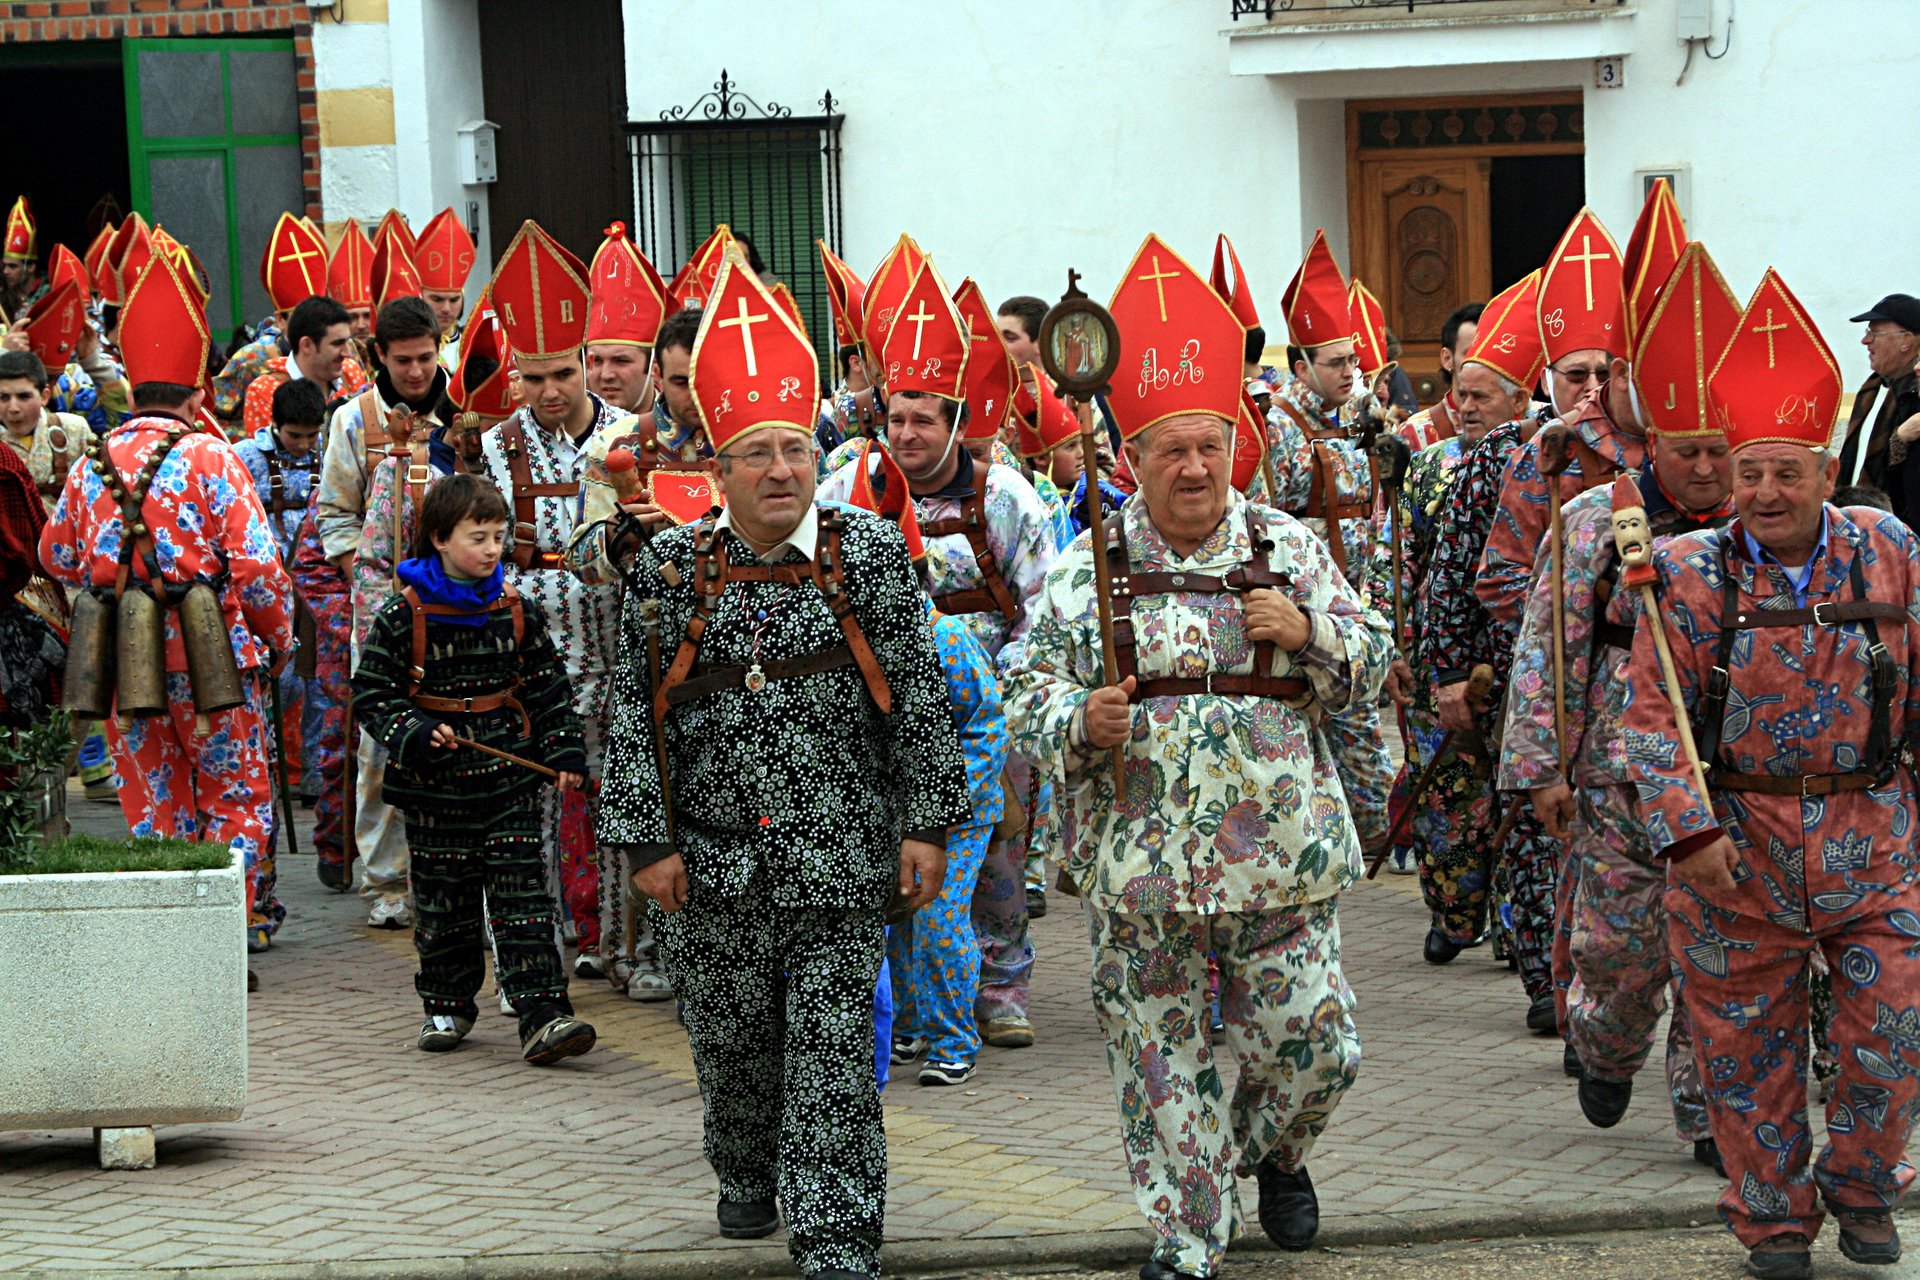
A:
[597, 248, 971, 1280]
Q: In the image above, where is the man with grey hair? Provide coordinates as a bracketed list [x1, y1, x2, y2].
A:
[1835, 293, 1920, 523]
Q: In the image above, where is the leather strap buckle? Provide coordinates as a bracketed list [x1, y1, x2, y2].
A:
[1813, 601, 1838, 626]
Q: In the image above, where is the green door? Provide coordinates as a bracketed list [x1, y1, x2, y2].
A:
[123, 38, 303, 338]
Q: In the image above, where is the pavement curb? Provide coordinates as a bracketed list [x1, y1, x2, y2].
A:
[6, 1194, 1728, 1280]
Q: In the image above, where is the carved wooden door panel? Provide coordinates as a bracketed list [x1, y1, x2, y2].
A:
[1351, 157, 1490, 406]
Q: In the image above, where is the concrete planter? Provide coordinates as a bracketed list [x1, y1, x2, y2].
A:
[0, 846, 247, 1167]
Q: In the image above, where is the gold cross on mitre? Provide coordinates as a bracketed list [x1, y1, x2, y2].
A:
[1137, 255, 1178, 323]
[1752, 307, 1787, 369]
[719, 294, 769, 376]
[1566, 234, 1611, 312]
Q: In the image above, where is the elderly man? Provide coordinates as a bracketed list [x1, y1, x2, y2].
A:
[1502, 245, 1738, 1170]
[1007, 236, 1389, 1280]
[1626, 269, 1920, 1280]
[1835, 293, 1920, 523]
[599, 253, 970, 1280]
[1395, 302, 1483, 452]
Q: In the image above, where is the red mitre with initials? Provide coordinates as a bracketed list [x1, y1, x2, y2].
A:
[49, 244, 87, 298]
[953, 276, 1016, 441]
[102, 214, 153, 307]
[328, 220, 375, 311]
[669, 225, 734, 310]
[1349, 278, 1392, 378]
[374, 210, 415, 260]
[1232, 387, 1269, 494]
[1709, 268, 1841, 453]
[819, 241, 866, 351]
[1210, 234, 1259, 330]
[879, 260, 969, 403]
[846, 438, 926, 561]
[1014, 362, 1079, 458]
[1631, 243, 1740, 439]
[448, 288, 516, 420]
[261, 212, 330, 314]
[689, 250, 819, 453]
[84, 224, 116, 296]
[371, 234, 423, 309]
[120, 253, 211, 389]
[5, 196, 34, 263]
[485, 220, 590, 362]
[152, 230, 210, 307]
[1280, 229, 1352, 350]
[1463, 270, 1546, 392]
[1538, 207, 1627, 362]
[585, 222, 669, 348]
[414, 207, 476, 295]
[1623, 178, 1686, 346]
[1108, 233, 1245, 439]
[861, 234, 926, 366]
[22, 280, 85, 372]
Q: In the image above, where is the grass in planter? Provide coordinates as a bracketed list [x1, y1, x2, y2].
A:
[1, 834, 232, 877]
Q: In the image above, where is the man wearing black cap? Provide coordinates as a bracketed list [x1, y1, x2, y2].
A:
[1837, 293, 1920, 521]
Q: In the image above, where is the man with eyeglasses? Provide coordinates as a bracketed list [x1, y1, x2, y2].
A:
[1252, 229, 1395, 860]
[600, 253, 971, 1280]
[1835, 294, 1920, 523]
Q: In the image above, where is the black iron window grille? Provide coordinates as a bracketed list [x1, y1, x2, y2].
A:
[1232, 0, 1625, 18]
[626, 70, 845, 382]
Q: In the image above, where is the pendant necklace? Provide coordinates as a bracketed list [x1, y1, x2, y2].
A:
[743, 583, 795, 692]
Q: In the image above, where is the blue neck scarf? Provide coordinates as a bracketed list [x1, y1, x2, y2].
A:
[395, 556, 503, 626]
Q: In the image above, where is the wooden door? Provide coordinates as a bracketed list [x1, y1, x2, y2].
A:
[1350, 156, 1490, 406]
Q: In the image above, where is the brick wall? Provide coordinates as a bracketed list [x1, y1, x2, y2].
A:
[0, 1, 323, 218]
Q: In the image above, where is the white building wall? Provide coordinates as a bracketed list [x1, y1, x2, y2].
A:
[312, 17, 397, 224]
[389, 0, 494, 295]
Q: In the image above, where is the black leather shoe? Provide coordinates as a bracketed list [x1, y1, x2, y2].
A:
[1577, 1073, 1632, 1127]
[1833, 1205, 1902, 1265]
[716, 1199, 779, 1239]
[1745, 1234, 1811, 1280]
[1423, 928, 1463, 965]
[1525, 993, 1557, 1033]
[1139, 1260, 1212, 1280]
[1563, 1042, 1581, 1077]
[1693, 1138, 1725, 1177]
[807, 1271, 876, 1280]
[1255, 1159, 1318, 1251]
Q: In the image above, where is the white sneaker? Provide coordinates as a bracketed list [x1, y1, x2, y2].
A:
[417, 1014, 472, 1052]
[626, 956, 673, 1003]
[368, 897, 414, 929]
[573, 952, 604, 980]
[1386, 848, 1417, 875]
[497, 988, 514, 1017]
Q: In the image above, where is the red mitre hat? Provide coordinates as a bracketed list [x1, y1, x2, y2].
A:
[878, 259, 969, 403]
[1623, 178, 1686, 346]
[689, 249, 819, 453]
[328, 220, 375, 311]
[1232, 387, 1269, 494]
[1280, 229, 1352, 350]
[845, 439, 926, 561]
[1538, 207, 1627, 362]
[861, 234, 926, 366]
[770, 282, 804, 330]
[1014, 362, 1079, 458]
[1210, 234, 1259, 330]
[21, 280, 85, 373]
[1349, 278, 1392, 378]
[1709, 268, 1841, 453]
[150, 228, 209, 307]
[373, 210, 415, 260]
[261, 212, 330, 313]
[585, 222, 669, 348]
[414, 207, 476, 295]
[485, 220, 591, 362]
[1631, 243, 1740, 440]
[371, 234, 424, 310]
[83, 224, 116, 296]
[49, 244, 88, 299]
[448, 287, 517, 420]
[85, 193, 122, 243]
[5, 196, 34, 263]
[1107, 233, 1245, 439]
[953, 276, 1016, 441]
[120, 253, 211, 389]
[818, 241, 866, 351]
[668, 225, 734, 310]
[1463, 271, 1546, 392]
[102, 214, 153, 307]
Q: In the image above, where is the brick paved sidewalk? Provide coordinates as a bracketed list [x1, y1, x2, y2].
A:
[0, 784, 1722, 1273]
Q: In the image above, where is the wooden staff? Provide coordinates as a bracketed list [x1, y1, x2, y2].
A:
[1365, 663, 1493, 878]
[1609, 474, 1712, 797]
[1079, 410, 1127, 804]
[451, 734, 597, 793]
[1370, 433, 1412, 649]
[1537, 423, 1575, 774]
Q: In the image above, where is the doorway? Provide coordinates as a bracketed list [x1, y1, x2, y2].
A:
[0, 42, 131, 282]
[1346, 94, 1585, 404]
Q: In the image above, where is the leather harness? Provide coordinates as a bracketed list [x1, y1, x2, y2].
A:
[1104, 507, 1308, 704]
[404, 580, 532, 737]
[39, 414, 80, 502]
[496, 418, 577, 571]
[920, 483, 1020, 620]
[653, 508, 893, 724]
[262, 450, 317, 518]
[1272, 394, 1374, 578]
[1694, 551, 1906, 797]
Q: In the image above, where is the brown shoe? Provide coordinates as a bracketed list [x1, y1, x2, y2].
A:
[1833, 1205, 1902, 1265]
[980, 1014, 1033, 1049]
[1745, 1234, 1810, 1280]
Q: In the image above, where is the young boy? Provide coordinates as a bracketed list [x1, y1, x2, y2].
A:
[350, 474, 597, 1065]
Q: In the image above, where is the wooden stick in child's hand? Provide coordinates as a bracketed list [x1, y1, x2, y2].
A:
[451, 734, 597, 794]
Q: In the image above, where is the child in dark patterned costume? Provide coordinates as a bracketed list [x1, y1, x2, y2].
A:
[351, 474, 596, 1065]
